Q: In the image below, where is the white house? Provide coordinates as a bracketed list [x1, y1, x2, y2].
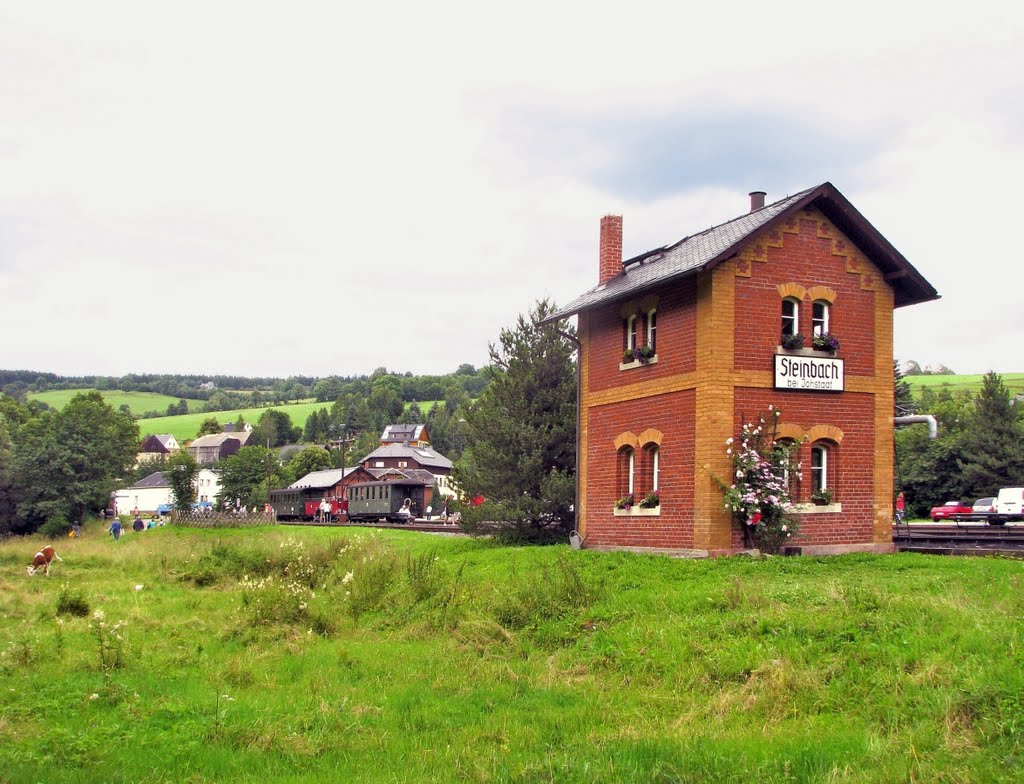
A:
[114, 468, 221, 514]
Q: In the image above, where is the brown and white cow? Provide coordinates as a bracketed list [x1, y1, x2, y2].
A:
[27, 545, 63, 576]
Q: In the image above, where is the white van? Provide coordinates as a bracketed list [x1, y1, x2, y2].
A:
[995, 487, 1024, 518]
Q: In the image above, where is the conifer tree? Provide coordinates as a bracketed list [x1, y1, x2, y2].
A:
[958, 372, 1024, 498]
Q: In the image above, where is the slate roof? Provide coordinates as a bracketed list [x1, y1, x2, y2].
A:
[367, 467, 436, 485]
[361, 443, 453, 470]
[289, 467, 361, 490]
[131, 471, 170, 489]
[190, 432, 250, 448]
[545, 182, 938, 322]
[381, 424, 426, 443]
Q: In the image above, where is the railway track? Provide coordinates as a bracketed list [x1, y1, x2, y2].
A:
[280, 519, 467, 534]
[893, 523, 1024, 557]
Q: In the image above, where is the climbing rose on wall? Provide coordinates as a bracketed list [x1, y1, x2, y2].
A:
[718, 406, 800, 554]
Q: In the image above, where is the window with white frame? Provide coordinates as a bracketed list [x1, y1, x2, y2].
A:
[781, 298, 799, 338]
[625, 314, 638, 351]
[650, 445, 660, 491]
[810, 445, 828, 495]
[618, 446, 635, 498]
[645, 309, 657, 353]
[812, 301, 830, 336]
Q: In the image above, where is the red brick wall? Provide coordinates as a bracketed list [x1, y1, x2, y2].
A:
[587, 278, 698, 394]
[734, 210, 877, 377]
[732, 388, 876, 546]
[584, 390, 696, 549]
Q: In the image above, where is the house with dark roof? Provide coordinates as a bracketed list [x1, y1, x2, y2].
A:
[187, 431, 252, 464]
[113, 468, 221, 515]
[546, 183, 938, 556]
[360, 443, 456, 499]
[136, 433, 180, 465]
[379, 424, 429, 447]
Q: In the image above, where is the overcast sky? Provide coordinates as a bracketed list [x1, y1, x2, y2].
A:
[1, 2, 1022, 378]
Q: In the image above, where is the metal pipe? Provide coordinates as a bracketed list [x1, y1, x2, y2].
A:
[894, 414, 937, 439]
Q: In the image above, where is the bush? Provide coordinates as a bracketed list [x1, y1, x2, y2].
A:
[39, 514, 71, 540]
[56, 584, 90, 617]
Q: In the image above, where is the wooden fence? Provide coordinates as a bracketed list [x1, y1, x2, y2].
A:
[170, 510, 277, 528]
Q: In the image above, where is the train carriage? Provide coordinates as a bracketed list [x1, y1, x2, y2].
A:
[346, 479, 428, 523]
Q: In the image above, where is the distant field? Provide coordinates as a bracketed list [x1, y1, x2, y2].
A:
[904, 373, 1024, 399]
[138, 401, 332, 441]
[28, 389, 205, 416]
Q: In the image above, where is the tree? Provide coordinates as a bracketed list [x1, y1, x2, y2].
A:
[11, 391, 138, 530]
[197, 417, 223, 437]
[456, 299, 577, 542]
[303, 408, 332, 443]
[252, 409, 301, 448]
[958, 372, 1024, 498]
[217, 446, 284, 510]
[287, 446, 334, 483]
[400, 402, 424, 425]
[0, 415, 21, 534]
[894, 360, 915, 417]
[166, 450, 200, 512]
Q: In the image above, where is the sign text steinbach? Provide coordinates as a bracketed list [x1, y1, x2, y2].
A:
[773, 354, 844, 392]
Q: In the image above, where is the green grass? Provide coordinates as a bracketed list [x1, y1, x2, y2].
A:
[1, 525, 1022, 782]
[904, 373, 1024, 399]
[137, 402, 332, 441]
[27, 389, 206, 416]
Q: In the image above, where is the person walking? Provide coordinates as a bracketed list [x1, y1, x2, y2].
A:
[895, 491, 906, 524]
[132, 514, 145, 532]
[109, 517, 123, 541]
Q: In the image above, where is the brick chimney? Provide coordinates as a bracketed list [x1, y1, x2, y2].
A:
[749, 191, 767, 212]
[599, 214, 623, 284]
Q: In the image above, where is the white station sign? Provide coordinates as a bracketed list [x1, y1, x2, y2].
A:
[774, 354, 844, 392]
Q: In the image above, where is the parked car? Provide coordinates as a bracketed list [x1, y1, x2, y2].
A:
[950, 490, 1024, 525]
[972, 497, 997, 514]
[930, 500, 973, 522]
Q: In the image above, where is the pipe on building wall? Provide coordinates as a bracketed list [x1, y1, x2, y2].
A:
[894, 414, 938, 439]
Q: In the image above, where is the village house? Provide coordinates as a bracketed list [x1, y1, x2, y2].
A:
[289, 466, 377, 499]
[379, 424, 430, 448]
[547, 183, 938, 556]
[360, 440, 456, 500]
[136, 433, 180, 465]
[187, 431, 251, 464]
[113, 468, 221, 515]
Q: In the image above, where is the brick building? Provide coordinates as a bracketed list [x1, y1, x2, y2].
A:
[548, 183, 938, 556]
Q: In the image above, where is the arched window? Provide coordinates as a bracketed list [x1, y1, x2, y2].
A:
[651, 445, 660, 491]
[812, 301, 830, 336]
[645, 309, 657, 353]
[618, 446, 635, 497]
[624, 314, 638, 351]
[781, 298, 799, 338]
[776, 439, 798, 498]
[810, 444, 828, 494]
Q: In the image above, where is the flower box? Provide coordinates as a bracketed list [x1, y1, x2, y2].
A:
[619, 355, 658, 370]
[613, 506, 661, 517]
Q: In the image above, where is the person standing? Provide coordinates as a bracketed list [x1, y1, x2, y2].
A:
[895, 491, 906, 523]
[319, 496, 331, 523]
[109, 517, 123, 541]
[132, 514, 145, 532]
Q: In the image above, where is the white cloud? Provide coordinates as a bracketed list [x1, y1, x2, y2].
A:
[0, 2, 1022, 376]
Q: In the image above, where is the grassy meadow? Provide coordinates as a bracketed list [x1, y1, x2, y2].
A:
[27, 389, 206, 417]
[1, 525, 1022, 783]
[904, 372, 1024, 400]
[137, 400, 441, 442]
[136, 402, 332, 442]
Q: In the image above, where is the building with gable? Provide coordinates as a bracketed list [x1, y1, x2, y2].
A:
[547, 183, 938, 556]
[360, 442, 456, 499]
